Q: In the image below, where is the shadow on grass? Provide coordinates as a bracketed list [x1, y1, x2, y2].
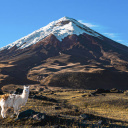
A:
[0, 109, 128, 128]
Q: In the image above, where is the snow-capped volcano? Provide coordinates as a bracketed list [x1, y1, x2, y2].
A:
[0, 16, 128, 89]
[0, 16, 102, 51]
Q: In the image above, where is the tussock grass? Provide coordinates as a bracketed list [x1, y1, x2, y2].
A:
[0, 89, 128, 127]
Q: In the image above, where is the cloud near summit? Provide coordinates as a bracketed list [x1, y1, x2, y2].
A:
[78, 19, 127, 46]
[78, 20, 98, 28]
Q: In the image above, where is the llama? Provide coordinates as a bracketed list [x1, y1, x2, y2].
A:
[0, 86, 29, 118]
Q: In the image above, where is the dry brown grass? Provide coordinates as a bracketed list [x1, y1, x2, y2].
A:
[0, 64, 14, 68]
[0, 89, 128, 127]
[44, 90, 128, 122]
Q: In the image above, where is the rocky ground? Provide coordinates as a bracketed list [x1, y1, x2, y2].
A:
[0, 85, 128, 127]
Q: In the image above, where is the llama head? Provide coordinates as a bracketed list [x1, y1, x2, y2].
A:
[23, 85, 29, 93]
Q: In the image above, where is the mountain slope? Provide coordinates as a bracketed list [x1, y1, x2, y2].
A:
[0, 17, 128, 89]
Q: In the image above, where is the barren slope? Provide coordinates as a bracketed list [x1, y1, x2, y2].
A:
[0, 17, 128, 89]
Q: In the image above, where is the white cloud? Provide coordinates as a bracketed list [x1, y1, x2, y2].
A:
[78, 19, 127, 46]
[78, 20, 98, 28]
[103, 33, 128, 46]
[116, 40, 123, 42]
[103, 33, 117, 38]
[116, 40, 128, 46]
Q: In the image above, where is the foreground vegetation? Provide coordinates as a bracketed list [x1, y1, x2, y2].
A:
[0, 87, 128, 127]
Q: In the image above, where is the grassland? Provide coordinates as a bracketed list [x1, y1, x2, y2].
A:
[0, 87, 128, 127]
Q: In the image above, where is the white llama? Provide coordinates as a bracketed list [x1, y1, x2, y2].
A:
[0, 86, 29, 118]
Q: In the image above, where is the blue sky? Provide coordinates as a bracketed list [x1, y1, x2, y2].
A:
[0, 0, 128, 48]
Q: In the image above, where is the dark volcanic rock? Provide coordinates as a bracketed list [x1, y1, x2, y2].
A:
[55, 106, 61, 110]
[15, 88, 23, 94]
[29, 95, 59, 103]
[16, 109, 36, 120]
[80, 114, 89, 119]
[10, 88, 23, 94]
[16, 109, 48, 121]
[95, 88, 110, 93]
[30, 113, 46, 121]
[110, 88, 123, 93]
[90, 88, 110, 95]
[0, 88, 3, 95]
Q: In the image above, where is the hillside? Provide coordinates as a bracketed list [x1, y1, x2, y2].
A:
[0, 17, 128, 89]
[0, 87, 128, 127]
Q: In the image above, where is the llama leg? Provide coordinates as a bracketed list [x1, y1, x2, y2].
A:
[14, 106, 19, 118]
[11, 106, 17, 118]
[1, 107, 6, 118]
[1, 108, 4, 118]
[4, 108, 8, 118]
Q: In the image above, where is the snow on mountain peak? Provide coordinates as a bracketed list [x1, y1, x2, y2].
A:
[0, 16, 102, 51]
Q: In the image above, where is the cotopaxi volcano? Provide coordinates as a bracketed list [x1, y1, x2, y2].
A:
[0, 17, 128, 90]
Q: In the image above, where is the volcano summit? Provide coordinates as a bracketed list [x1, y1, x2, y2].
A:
[0, 17, 128, 90]
[0, 17, 101, 50]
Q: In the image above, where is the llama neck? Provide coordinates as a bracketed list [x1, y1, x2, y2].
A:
[21, 91, 29, 99]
